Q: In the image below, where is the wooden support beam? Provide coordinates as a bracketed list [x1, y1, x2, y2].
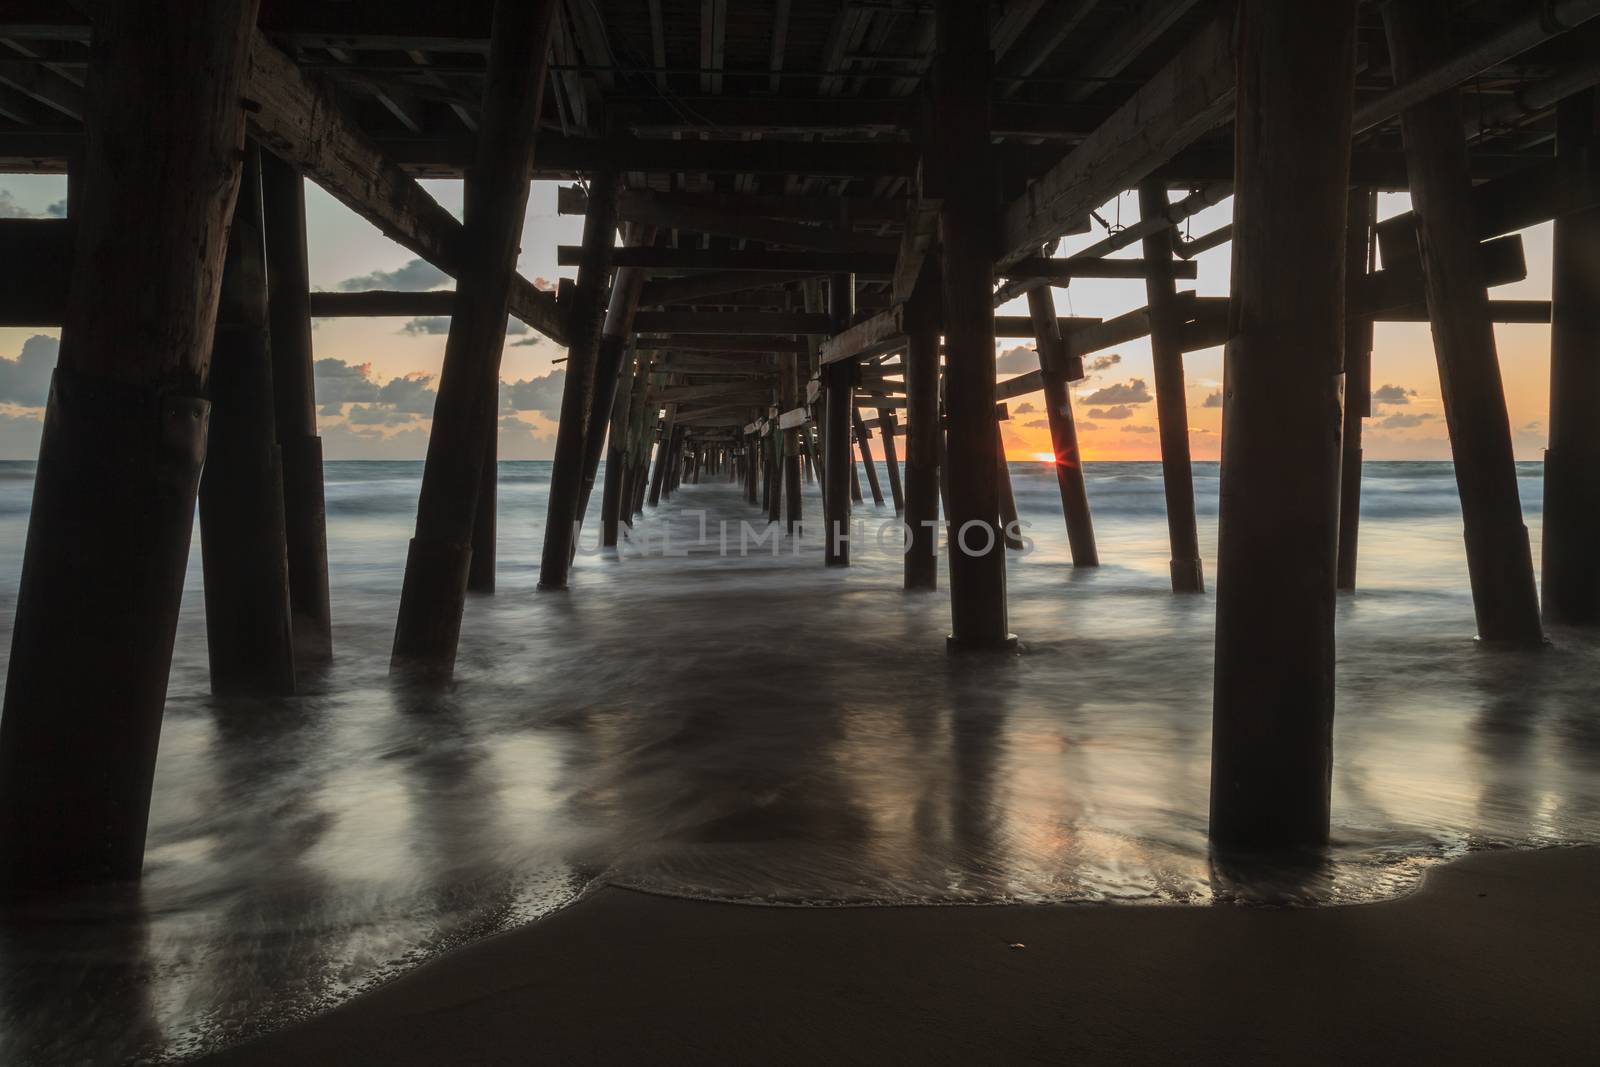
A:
[0, 0, 261, 891]
[903, 262, 942, 591]
[1542, 89, 1600, 625]
[393, 0, 559, 673]
[1361, 234, 1527, 317]
[1338, 189, 1376, 593]
[559, 245, 897, 276]
[879, 406, 905, 514]
[637, 270, 810, 307]
[1139, 179, 1204, 593]
[199, 143, 298, 697]
[998, 17, 1235, 268]
[936, 0, 1010, 648]
[243, 31, 564, 344]
[306, 290, 456, 317]
[1003, 257, 1199, 281]
[783, 351, 803, 533]
[538, 166, 619, 590]
[853, 408, 885, 507]
[636, 334, 809, 354]
[1027, 286, 1097, 567]
[824, 272, 855, 566]
[261, 149, 333, 660]
[560, 187, 901, 255]
[1384, 0, 1543, 645]
[818, 304, 906, 365]
[1210, 0, 1358, 853]
[560, 186, 912, 226]
[633, 310, 833, 335]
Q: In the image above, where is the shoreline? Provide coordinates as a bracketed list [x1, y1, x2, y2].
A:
[202, 845, 1600, 1065]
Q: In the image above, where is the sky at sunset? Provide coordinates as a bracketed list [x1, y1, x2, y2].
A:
[0, 172, 1556, 464]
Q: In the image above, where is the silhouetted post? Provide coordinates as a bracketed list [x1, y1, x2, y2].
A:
[1139, 178, 1204, 593]
[539, 168, 619, 588]
[199, 143, 297, 696]
[879, 408, 905, 513]
[603, 344, 649, 547]
[260, 149, 333, 657]
[0, 0, 259, 890]
[578, 223, 655, 543]
[393, 0, 559, 674]
[995, 420, 1023, 550]
[853, 408, 885, 506]
[469, 428, 497, 591]
[783, 355, 804, 532]
[1385, 0, 1543, 644]
[1543, 89, 1600, 626]
[767, 427, 783, 523]
[824, 273, 855, 565]
[1337, 188, 1375, 592]
[850, 451, 864, 503]
[1210, 0, 1357, 853]
[904, 261, 942, 590]
[935, 0, 1010, 647]
[1027, 285, 1098, 565]
[648, 414, 675, 506]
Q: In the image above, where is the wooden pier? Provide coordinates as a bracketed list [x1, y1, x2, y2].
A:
[1, 0, 1598, 885]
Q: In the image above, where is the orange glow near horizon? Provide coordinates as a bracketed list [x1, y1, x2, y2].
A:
[1031, 451, 1057, 464]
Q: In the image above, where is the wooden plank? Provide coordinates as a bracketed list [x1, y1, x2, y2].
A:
[817, 304, 906, 366]
[997, 17, 1235, 267]
[559, 245, 898, 276]
[1003, 257, 1199, 281]
[638, 271, 808, 307]
[307, 289, 456, 317]
[558, 186, 911, 225]
[636, 334, 809, 354]
[777, 406, 809, 430]
[632, 310, 834, 335]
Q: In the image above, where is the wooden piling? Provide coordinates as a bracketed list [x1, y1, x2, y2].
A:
[1384, 0, 1544, 644]
[648, 414, 676, 507]
[904, 261, 942, 591]
[469, 427, 498, 590]
[1210, 0, 1357, 852]
[1542, 89, 1600, 626]
[783, 354, 804, 532]
[602, 345, 651, 547]
[199, 142, 298, 697]
[260, 149, 333, 658]
[393, 0, 558, 673]
[539, 168, 620, 588]
[853, 408, 886, 506]
[1138, 178, 1204, 593]
[995, 420, 1023, 550]
[0, 0, 260, 889]
[879, 407, 905, 513]
[1337, 188, 1376, 592]
[1026, 286, 1098, 566]
[824, 273, 855, 565]
[934, 0, 1010, 647]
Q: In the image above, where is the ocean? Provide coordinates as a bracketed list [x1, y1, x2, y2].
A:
[0, 457, 1596, 1063]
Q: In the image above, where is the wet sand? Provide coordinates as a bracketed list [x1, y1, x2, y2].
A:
[204, 846, 1599, 1065]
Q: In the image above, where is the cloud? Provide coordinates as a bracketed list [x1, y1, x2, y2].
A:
[995, 345, 1037, 374]
[0, 190, 31, 218]
[1379, 412, 1434, 429]
[1024, 419, 1049, 429]
[1077, 421, 1100, 432]
[1372, 384, 1415, 407]
[0, 410, 45, 459]
[1013, 401, 1037, 415]
[511, 334, 545, 347]
[335, 258, 450, 292]
[401, 315, 533, 337]
[313, 357, 382, 410]
[1201, 390, 1223, 408]
[1085, 353, 1122, 375]
[345, 404, 420, 427]
[45, 199, 67, 218]
[502, 370, 567, 417]
[377, 373, 437, 414]
[1122, 425, 1155, 434]
[1088, 405, 1134, 420]
[1081, 378, 1152, 406]
[0, 335, 60, 408]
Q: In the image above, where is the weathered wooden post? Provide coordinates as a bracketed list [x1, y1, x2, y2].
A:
[904, 261, 942, 590]
[648, 412, 676, 507]
[783, 354, 804, 532]
[1210, 0, 1357, 852]
[1543, 89, 1600, 625]
[393, 0, 558, 673]
[1337, 188, 1375, 592]
[935, 0, 1010, 647]
[460, 169, 500, 596]
[199, 142, 298, 696]
[824, 273, 855, 565]
[853, 408, 886, 506]
[879, 407, 905, 513]
[1138, 178, 1204, 593]
[1027, 286, 1097, 565]
[539, 168, 619, 588]
[0, 0, 260, 889]
[1383, 0, 1543, 644]
[603, 345, 650, 547]
[260, 149, 333, 657]
[995, 419, 1023, 549]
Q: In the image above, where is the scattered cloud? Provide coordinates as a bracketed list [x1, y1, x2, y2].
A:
[1201, 390, 1223, 408]
[502, 370, 567, 418]
[1085, 353, 1122, 375]
[511, 334, 546, 347]
[401, 316, 452, 336]
[335, 258, 450, 292]
[995, 345, 1037, 374]
[345, 404, 420, 427]
[0, 190, 30, 218]
[1122, 425, 1155, 434]
[1013, 401, 1037, 415]
[1081, 378, 1152, 406]
[1379, 412, 1434, 429]
[313, 357, 382, 411]
[1372, 384, 1415, 407]
[1077, 421, 1100, 432]
[377, 372, 437, 414]
[0, 335, 59, 408]
[1024, 419, 1049, 429]
[1088, 405, 1134, 420]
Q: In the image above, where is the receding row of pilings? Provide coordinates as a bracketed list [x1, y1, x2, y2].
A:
[2, 0, 1599, 892]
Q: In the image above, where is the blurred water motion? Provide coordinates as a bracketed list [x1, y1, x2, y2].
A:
[0, 459, 1595, 1063]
